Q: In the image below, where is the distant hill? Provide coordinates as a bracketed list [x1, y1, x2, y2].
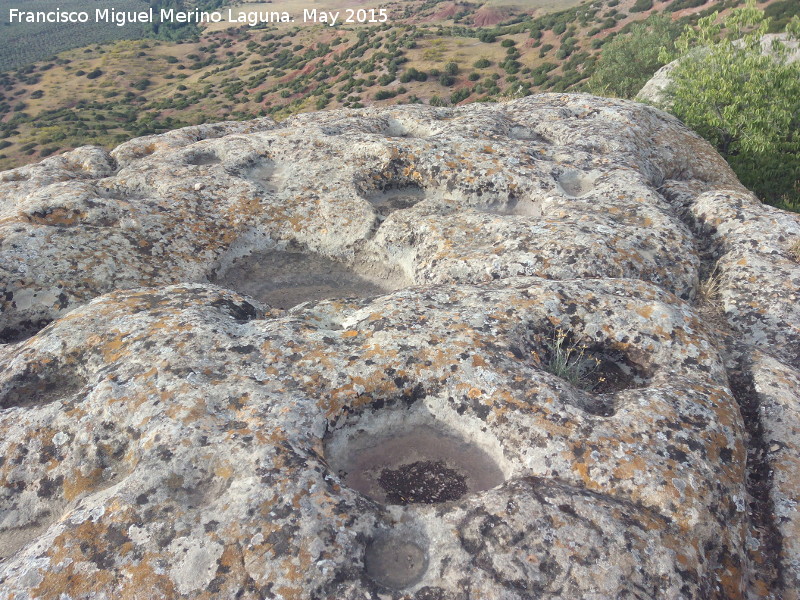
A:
[0, 0, 150, 71]
[0, 0, 231, 71]
[0, 0, 796, 170]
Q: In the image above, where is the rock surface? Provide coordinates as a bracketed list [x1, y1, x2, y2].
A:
[0, 94, 797, 599]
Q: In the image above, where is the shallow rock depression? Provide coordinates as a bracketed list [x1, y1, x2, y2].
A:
[0, 94, 799, 599]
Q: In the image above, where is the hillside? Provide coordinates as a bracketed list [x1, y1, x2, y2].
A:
[0, 0, 796, 170]
[0, 0, 150, 71]
[0, 0, 233, 71]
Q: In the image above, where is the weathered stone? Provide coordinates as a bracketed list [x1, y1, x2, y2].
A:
[0, 94, 797, 599]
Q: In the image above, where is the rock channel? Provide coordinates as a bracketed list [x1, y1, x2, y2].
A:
[0, 94, 798, 599]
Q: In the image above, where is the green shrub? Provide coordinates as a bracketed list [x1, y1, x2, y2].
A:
[400, 67, 427, 82]
[665, 0, 708, 12]
[450, 88, 471, 104]
[765, 0, 800, 32]
[539, 329, 603, 392]
[587, 14, 680, 98]
[662, 1, 800, 208]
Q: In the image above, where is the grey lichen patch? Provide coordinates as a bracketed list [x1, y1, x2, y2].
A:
[0, 317, 54, 344]
[0, 358, 87, 409]
[499, 196, 543, 217]
[0, 498, 71, 561]
[184, 150, 221, 167]
[168, 537, 225, 595]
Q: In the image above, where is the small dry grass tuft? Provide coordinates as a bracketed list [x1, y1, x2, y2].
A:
[534, 328, 603, 392]
[698, 263, 724, 306]
[790, 239, 800, 262]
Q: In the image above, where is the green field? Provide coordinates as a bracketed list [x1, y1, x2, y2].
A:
[0, 0, 150, 71]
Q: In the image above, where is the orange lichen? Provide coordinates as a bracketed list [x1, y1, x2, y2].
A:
[63, 467, 104, 501]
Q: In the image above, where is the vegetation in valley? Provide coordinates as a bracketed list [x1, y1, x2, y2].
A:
[0, 0, 796, 209]
[587, 12, 681, 98]
[0, 0, 150, 71]
[0, 0, 230, 72]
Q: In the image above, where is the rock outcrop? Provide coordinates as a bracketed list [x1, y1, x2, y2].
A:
[0, 94, 798, 599]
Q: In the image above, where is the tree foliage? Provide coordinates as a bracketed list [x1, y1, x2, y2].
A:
[660, 0, 800, 208]
[587, 14, 680, 99]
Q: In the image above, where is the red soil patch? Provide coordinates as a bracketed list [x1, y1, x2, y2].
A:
[431, 2, 459, 20]
[473, 5, 511, 27]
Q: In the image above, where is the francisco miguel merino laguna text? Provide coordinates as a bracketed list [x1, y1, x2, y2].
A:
[7, 7, 389, 27]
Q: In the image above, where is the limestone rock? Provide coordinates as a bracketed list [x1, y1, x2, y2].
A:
[0, 94, 797, 599]
[637, 59, 680, 107]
